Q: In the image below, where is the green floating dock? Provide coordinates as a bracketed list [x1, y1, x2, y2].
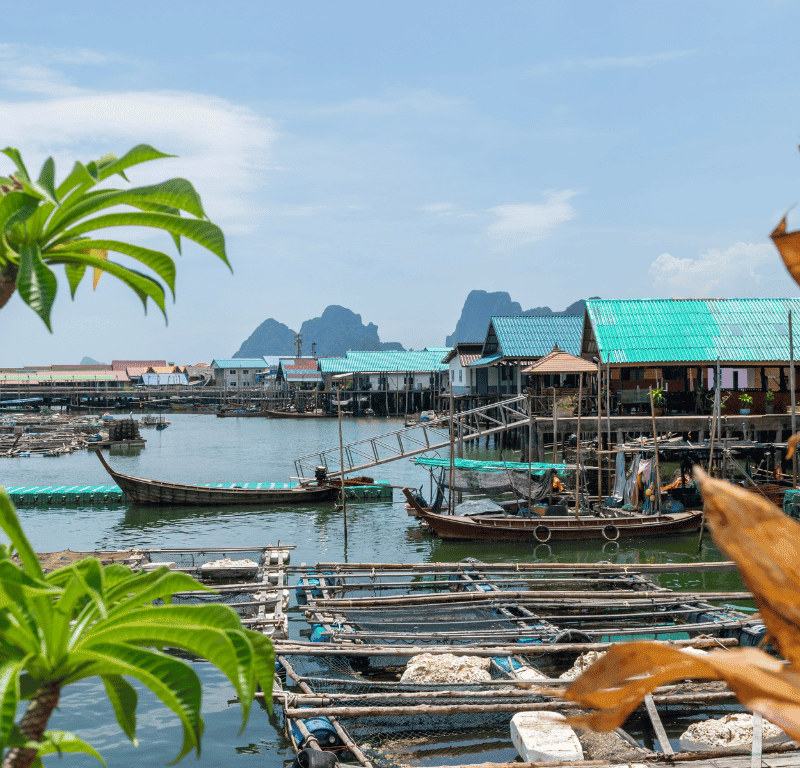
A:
[3, 482, 393, 507]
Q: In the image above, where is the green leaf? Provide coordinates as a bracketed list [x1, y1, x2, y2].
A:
[55, 161, 98, 199]
[95, 144, 175, 182]
[65, 644, 203, 762]
[35, 730, 106, 765]
[64, 262, 86, 298]
[43, 252, 167, 318]
[100, 675, 137, 744]
[0, 492, 43, 579]
[36, 158, 59, 206]
[243, 631, 275, 714]
[0, 661, 22, 746]
[15, 244, 57, 331]
[104, 570, 213, 614]
[1, 148, 31, 182]
[0, 190, 40, 236]
[51, 211, 229, 267]
[63, 239, 177, 296]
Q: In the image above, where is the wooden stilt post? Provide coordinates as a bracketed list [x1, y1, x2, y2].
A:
[574, 374, 583, 518]
[337, 388, 347, 545]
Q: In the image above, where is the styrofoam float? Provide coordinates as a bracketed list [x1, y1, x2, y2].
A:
[510, 711, 584, 762]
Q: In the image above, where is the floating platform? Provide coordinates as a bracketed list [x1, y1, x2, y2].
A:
[3, 481, 393, 507]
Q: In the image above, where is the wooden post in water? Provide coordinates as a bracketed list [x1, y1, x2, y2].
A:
[791, 310, 797, 488]
[337, 388, 347, 544]
[596, 363, 602, 504]
[574, 374, 583, 518]
[528, 393, 534, 512]
[448, 387, 455, 514]
[552, 388, 558, 464]
[648, 387, 661, 515]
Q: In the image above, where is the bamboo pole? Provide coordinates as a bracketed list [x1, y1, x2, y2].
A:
[552, 388, 557, 463]
[449, 386, 455, 513]
[337, 388, 347, 544]
[648, 387, 661, 515]
[596, 365, 602, 503]
[285, 690, 737, 719]
[791, 310, 797, 488]
[305, 588, 752, 606]
[574, 373, 583, 517]
[296, 561, 738, 573]
[273, 637, 737, 657]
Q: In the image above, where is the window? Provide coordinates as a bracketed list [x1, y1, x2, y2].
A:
[621, 367, 645, 381]
[229, 370, 235, 374]
[459, 370, 463, 382]
[243, 370, 249, 374]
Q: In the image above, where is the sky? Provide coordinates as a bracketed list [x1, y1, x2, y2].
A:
[2, 0, 800, 365]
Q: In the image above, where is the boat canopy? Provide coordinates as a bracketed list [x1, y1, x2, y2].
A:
[413, 457, 570, 475]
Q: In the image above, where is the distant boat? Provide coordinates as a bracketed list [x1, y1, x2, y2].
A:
[264, 409, 330, 419]
[215, 409, 269, 418]
[95, 450, 339, 506]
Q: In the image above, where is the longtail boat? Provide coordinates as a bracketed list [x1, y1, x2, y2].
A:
[402, 489, 703, 542]
[96, 450, 338, 506]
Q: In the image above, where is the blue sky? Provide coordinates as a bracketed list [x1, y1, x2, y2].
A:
[3, 0, 800, 364]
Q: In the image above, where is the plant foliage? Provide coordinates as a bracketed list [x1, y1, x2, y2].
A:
[0, 490, 273, 768]
[0, 145, 231, 330]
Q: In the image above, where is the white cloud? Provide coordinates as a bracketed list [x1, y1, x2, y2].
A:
[486, 190, 577, 251]
[530, 50, 697, 76]
[0, 91, 277, 235]
[649, 243, 775, 296]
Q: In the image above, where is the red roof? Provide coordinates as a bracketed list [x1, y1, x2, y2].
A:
[112, 360, 167, 371]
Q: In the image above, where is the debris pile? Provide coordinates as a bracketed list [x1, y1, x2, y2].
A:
[400, 653, 491, 683]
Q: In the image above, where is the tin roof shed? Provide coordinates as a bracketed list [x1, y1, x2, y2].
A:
[583, 298, 800, 365]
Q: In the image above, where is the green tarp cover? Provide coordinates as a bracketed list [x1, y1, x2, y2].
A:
[413, 457, 569, 472]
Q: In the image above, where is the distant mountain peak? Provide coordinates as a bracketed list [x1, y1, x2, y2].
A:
[446, 292, 596, 346]
[233, 305, 404, 358]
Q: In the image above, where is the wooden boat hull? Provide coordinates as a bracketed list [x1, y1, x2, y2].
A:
[215, 410, 270, 417]
[96, 450, 337, 506]
[416, 508, 703, 541]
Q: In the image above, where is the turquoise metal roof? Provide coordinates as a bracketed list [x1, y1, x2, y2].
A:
[319, 350, 451, 374]
[586, 298, 800, 364]
[212, 358, 269, 368]
[490, 315, 583, 357]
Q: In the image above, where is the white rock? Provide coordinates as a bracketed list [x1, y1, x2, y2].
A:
[400, 653, 491, 683]
[681, 713, 783, 746]
[202, 558, 259, 569]
[510, 711, 584, 762]
[559, 650, 607, 681]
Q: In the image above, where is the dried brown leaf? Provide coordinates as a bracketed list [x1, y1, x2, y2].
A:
[787, 433, 800, 460]
[564, 644, 800, 740]
[694, 467, 800, 666]
[771, 216, 800, 288]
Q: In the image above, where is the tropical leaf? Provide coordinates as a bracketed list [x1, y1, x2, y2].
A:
[33, 731, 105, 765]
[94, 144, 174, 183]
[0, 148, 31, 182]
[63, 262, 86, 298]
[100, 676, 137, 745]
[15, 245, 57, 331]
[0, 492, 43, 580]
[44, 251, 167, 317]
[0, 662, 23, 746]
[51, 211, 228, 266]
[35, 158, 58, 206]
[64, 643, 203, 762]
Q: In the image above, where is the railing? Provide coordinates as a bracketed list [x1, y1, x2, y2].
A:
[294, 395, 531, 478]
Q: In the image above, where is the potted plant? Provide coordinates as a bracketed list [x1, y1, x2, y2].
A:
[651, 387, 665, 416]
[739, 392, 753, 415]
[765, 390, 775, 414]
[555, 395, 575, 417]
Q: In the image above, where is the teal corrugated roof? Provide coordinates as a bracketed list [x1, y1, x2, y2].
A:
[319, 350, 451, 374]
[490, 315, 583, 357]
[586, 298, 800, 364]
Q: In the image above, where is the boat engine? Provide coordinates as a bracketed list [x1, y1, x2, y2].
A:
[314, 466, 328, 485]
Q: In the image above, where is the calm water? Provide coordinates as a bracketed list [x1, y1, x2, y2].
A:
[0, 414, 738, 766]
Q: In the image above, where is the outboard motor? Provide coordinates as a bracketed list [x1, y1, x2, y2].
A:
[314, 466, 328, 486]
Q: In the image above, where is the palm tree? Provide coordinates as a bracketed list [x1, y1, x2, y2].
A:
[0, 490, 273, 768]
[0, 145, 230, 330]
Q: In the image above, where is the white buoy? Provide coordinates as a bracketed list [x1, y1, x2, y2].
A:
[510, 712, 584, 763]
